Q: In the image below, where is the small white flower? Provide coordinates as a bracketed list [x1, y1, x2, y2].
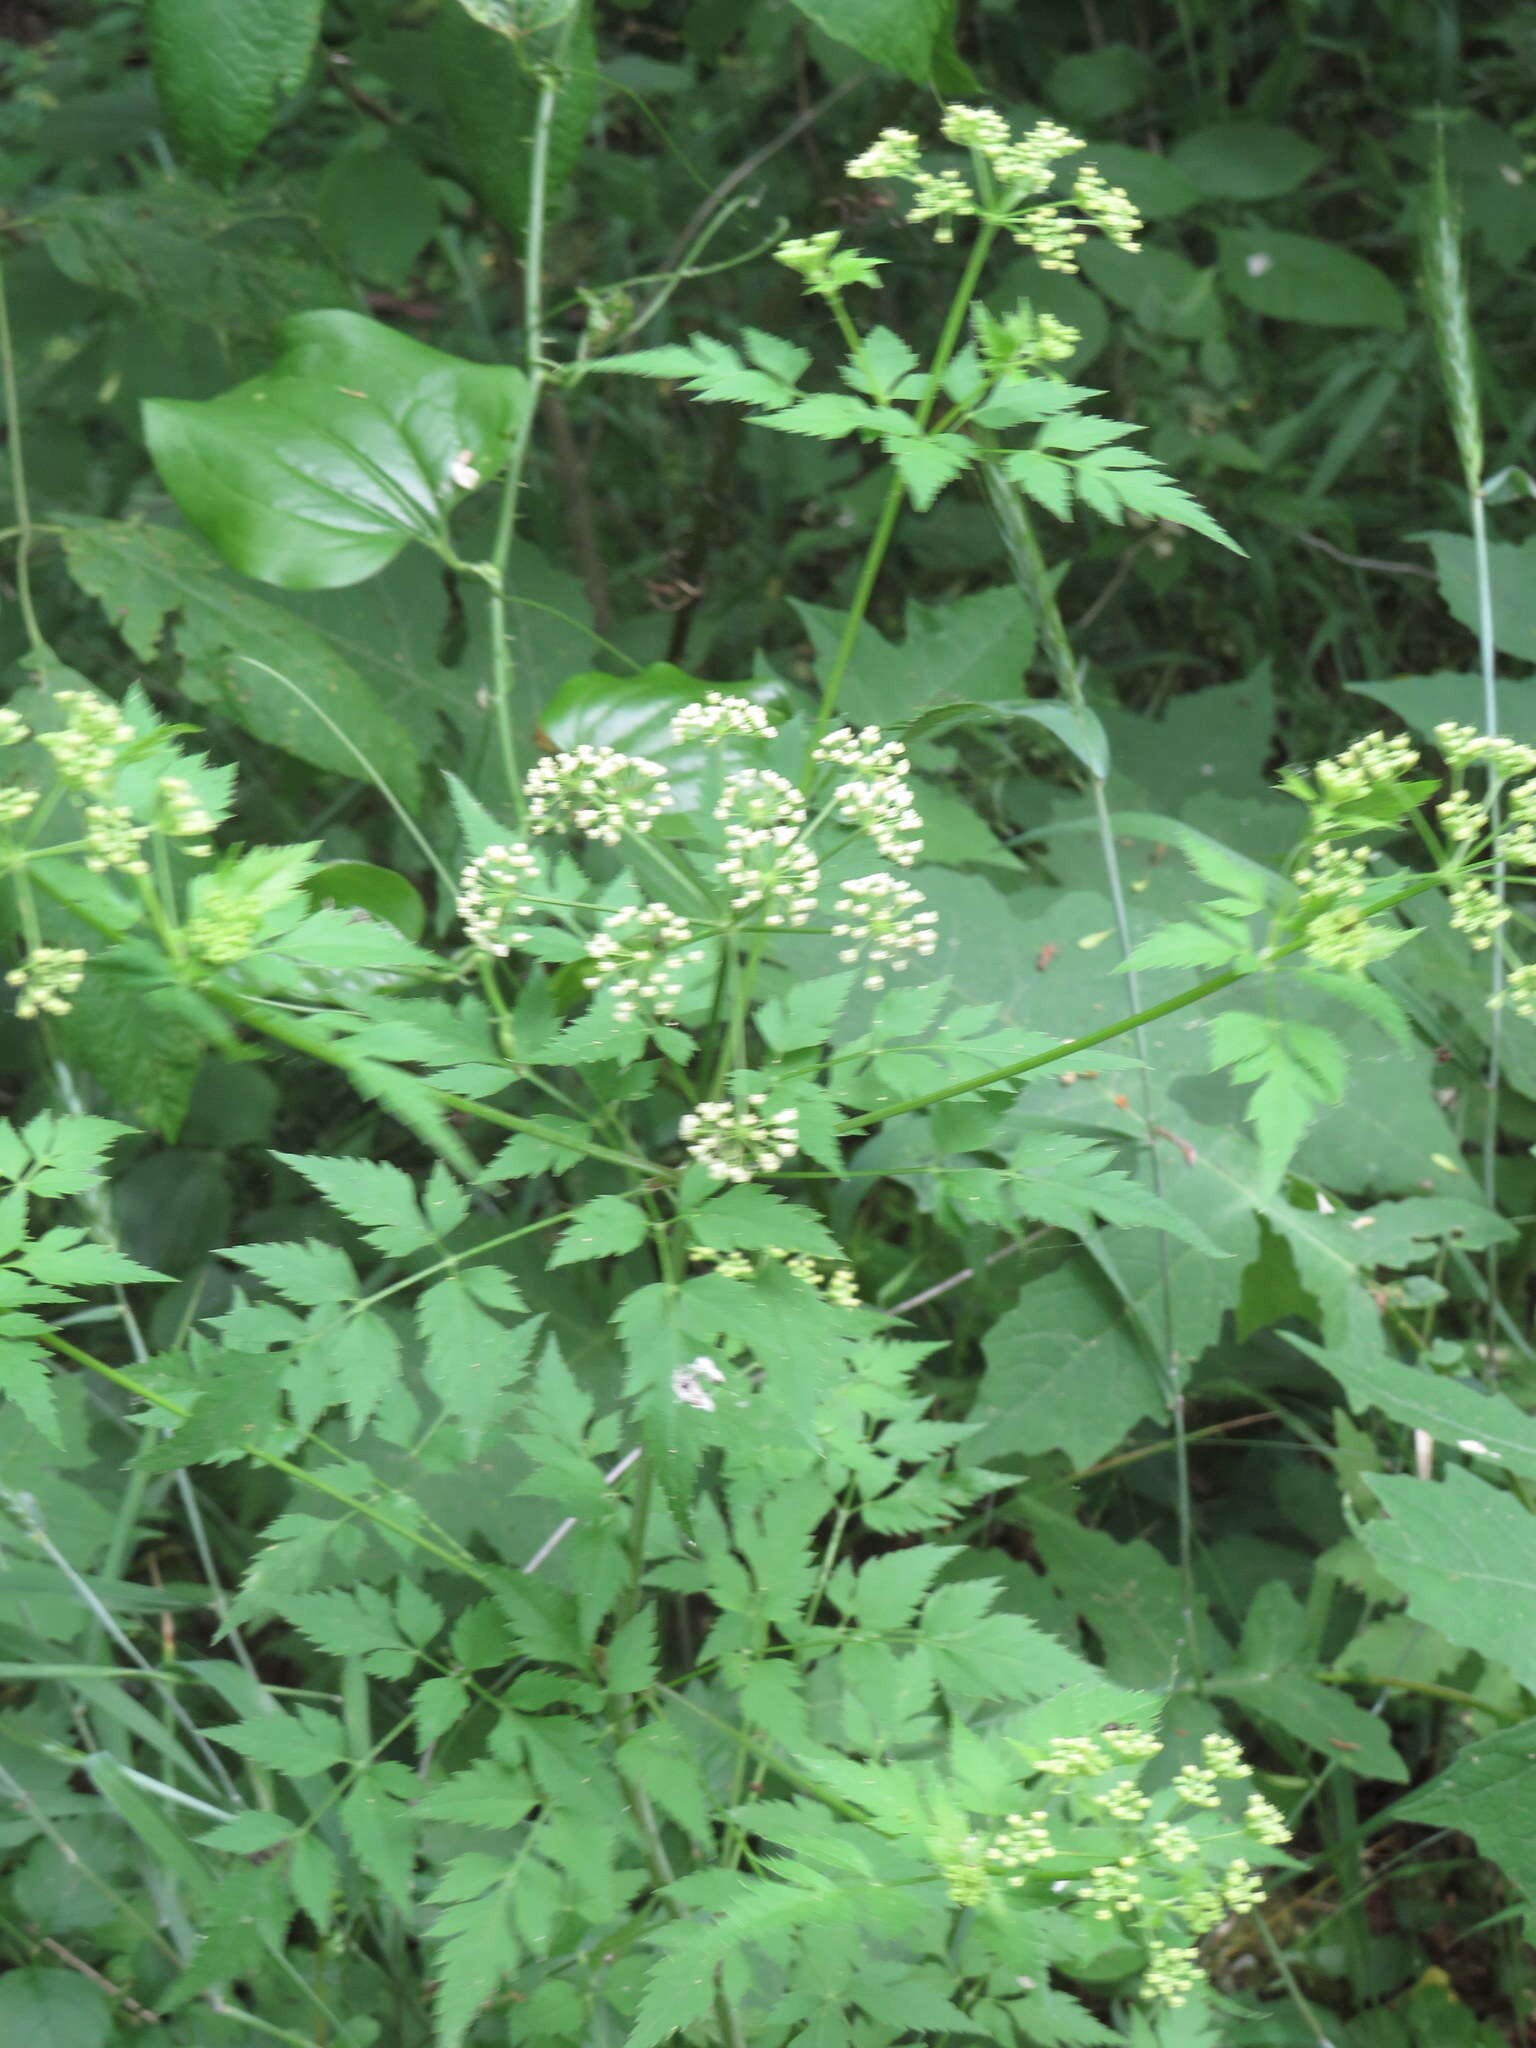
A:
[448, 449, 481, 491]
[671, 1356, 725, 1411]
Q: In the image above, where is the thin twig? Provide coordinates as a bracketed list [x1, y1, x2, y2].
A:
[1291, 529, 1436, 580]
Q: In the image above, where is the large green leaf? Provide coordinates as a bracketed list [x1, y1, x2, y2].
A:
[794, 585, 1037, 729]
[0, 1968, 112, 2048]
[1394, 1718, 1536, 1932]
[148, 0, 323, 186]
[1171, 122, 1323, 200]
[1295, 1338, 1536, 1481]
[1360, 1467, 1536, 1692]
[964, 1259, 1165, 1470]
[436, 1, 599, 244]
[1351, 671, 1536, 747]
[143, 312, 530, 590]
[61, 520, 422, 803]
[1413, 532, 1536, 666]
[787, 0, 956, 82]
[40, 184, 341, 338]
[1212, 1582, 1406, 1781]
[1218, 230, 1405, 330]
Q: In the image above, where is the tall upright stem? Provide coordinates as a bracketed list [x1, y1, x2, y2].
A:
[0, 261, 44, 656]
[1470, 487, 1503, 1226]
[987, 470, 1200, 1687]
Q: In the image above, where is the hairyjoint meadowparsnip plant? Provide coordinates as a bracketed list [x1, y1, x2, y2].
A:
[5, 63, 1536, 2048]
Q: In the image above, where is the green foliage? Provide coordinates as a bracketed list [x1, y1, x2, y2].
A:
[4, 6, 1536, 2044]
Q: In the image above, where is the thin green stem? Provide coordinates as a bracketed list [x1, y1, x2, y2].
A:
[485, 26, 578, 815]
[836, 868, 1449, 1134]
[40, 1330, 491, 1585]
[811, 222, 1000, 738]
[1470, 486, 1504, 1334]
[986, 470, 1199, 1686]
[0, 260, 42, 656]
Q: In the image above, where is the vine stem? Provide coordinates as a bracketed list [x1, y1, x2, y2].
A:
[486, 22, 579, 817]
[984, 470, 1200, 1687]
[0, 258, 44, 655]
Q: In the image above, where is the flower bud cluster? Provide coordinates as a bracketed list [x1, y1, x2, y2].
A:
[525, 745, 672, 846]
[1449, 876, 1510, 951]
[583, 902, 704, 1024]
[1310, 729, 1420, 807]
[36, 690, 135, 794]
[927, 1725, 1289, 2011]
[1499, 962, 1536, 1020]
[784, 1253, 861, 1308]
[1435, 722, 1536, 777]
[185, 888, 264, 966]
[813, 727, 922, 866]
[6, 945, 87, 1019]
[679, 1097, 799, 1184]
[671, 693, 778, 746]
[83, 802, 150, 875]
[849, 108, 1141, 266]
[0, 786, 38, 826]
[687, 1244, 860, 1306]
[832, 873, 938, 989]
[774, 232, 885, 297]
[457, 843, 543, 956]
[1437, 789, 1488, 845]
[156, 775, 216, 855]
[977, 300, 1080, 372]
[0, 709, 29, 747]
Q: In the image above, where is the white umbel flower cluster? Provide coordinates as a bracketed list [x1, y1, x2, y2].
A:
[583, 902, 704, 1023]
[457, 842, 543, 956]
[7, 945, 88, 1019]
[833, 873, 939, 989]
[525, 744, 672, 846]
[670, 693, 778, 745]
[813, 727, 922, 866]
[679, 1097, 799, 1184]
[36, 690, 135, 795]
[714, 768, 819, 926]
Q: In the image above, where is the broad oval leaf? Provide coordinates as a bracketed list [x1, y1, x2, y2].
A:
[148, 0, 322, 186]
[540, 665, 783, 801]
[0, 1968, 112, 2048]
[904, 699, 1111, 781]
[144, 311, 530, 590]
[1171, 121, 1323, 201]
[304, 862, 426, 942]
[1218, 230, 1405, 330]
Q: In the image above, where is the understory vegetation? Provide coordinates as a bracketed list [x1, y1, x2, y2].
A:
[4, 2, 1536, 2044]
